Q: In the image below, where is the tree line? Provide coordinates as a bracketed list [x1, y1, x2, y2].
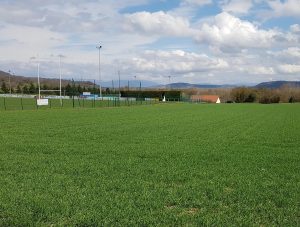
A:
[183, 85, 300, 103]
[0, 81, 107, 96]
[230, 86, 300, 103]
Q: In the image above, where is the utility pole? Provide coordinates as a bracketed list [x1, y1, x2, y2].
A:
[8, 70, 11, 94]
[37, 59, 41, 99]
[96, 44, 102, 99]
[134, 76, 137, 90]
[118, 70, 121, 97]
[58, 55, 63, 106]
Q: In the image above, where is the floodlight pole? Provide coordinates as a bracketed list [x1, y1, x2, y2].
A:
[134, 76, 137, 90]
[96, 44, 102, 99]
[118, 70, 121, 97]
[8, 70, 11, 94]
[37, 60, 41, 99]
[59, 55, 63, 106]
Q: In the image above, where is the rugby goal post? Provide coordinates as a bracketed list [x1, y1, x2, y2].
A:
[36, 55, 63, 106]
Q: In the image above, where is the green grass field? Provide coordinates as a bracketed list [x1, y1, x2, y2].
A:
[0, 97, 157, 111]
[0, 104, 299, 226]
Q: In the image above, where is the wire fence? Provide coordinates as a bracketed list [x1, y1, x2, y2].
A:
[0, 96, 160, 111]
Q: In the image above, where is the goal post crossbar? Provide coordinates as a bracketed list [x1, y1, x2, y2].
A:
[40, 90, 61, 92]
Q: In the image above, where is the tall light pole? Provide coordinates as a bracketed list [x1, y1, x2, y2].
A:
[118, 70, 121, 97]
[134, 75, 137, 90]
[58, 55, 63, 106]
[8, 70, 12, 94]
[37, 58, 41, 99]
[96, 44, 102, 99]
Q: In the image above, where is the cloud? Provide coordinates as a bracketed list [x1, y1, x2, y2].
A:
[124, 11, 194, 37]
[170, 0, 212, 18]
[220, 0, 253, 14]
[195, 12, 280, 50]
[181, 0, 212, 6]
[290, 24, 300, 33]
[267, 0, 300, 18]
[0, 0, 300, 84]
[119, 50, 228, 76]
[277, 64, 300, 74]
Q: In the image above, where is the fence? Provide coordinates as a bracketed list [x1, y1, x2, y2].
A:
[0, 96, 160, 111]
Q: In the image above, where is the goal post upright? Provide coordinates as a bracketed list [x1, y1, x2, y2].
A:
[37, 59, 41, 100]
[59, 55, 63, 107]
[35, 54, 63, 106]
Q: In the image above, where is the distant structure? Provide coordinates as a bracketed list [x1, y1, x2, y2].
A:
[190, 95, 221, 104]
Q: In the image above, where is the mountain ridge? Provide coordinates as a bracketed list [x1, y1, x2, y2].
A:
[1, 70, 300, 89]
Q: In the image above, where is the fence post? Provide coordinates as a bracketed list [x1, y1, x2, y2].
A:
[21, 98, 23, 110]
[4, 97, 6, 111]
[49, 99, 52, 108]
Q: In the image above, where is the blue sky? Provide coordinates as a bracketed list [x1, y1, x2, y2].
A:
[0, 0, 299, 84]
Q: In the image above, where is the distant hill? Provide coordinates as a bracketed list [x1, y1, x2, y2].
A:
[101, 80, 159, 88]
[2, 70, 300, 90]
[255, 81, 300, 89]
[0, 70, 94, 88]
[158, 82, 237, 89]
[0, 70, 159, 88]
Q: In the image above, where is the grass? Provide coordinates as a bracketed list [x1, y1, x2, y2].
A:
[0, 103, 299, 225]
[0, 97, 157, 111]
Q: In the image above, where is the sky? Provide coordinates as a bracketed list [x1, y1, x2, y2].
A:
[0, 0, 299, 85]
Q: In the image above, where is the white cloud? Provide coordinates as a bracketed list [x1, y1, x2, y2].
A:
[195, 12, 279, 49]
[0, 0, 299, 84]
[182, 0, 212, 6]
[270, 47, 300, 58]
[221, 0, 253, 14]
[170, 0, 212, 18]
[278, 64, 300, 74]
[124, 11, 194, 37]
[0, 24, 66, 61]
[119, 50, 228, 76]
[250, 66, 275, 75]
[290, 24, 300, 33]
[267, 0, 300, 18]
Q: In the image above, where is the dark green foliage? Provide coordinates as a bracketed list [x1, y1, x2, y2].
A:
[259, 91, 280, 104]
[16, 84, 22, 94]
[1, 81, 9, 93]
[65, 84, 72, 96]
[22, 84, 29, 94]
[121, 90, 181, 100]
[289, 96, 300, 103]
[29, 83, 36, 94]
[0, 104, 299, 225]
[231, 87, 256, 103]
[77, 84, 83, 94]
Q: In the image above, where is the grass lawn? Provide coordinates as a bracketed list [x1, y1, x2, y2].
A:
[0, 103, 299, 225]
[0, 97, 157, 111]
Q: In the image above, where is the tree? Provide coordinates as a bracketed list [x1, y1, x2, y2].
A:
[77, 84, 83, 94]
[65, 84, 72, 96]
[29, 83, 36, 94]
[23, 85, 29, 94]
[1, 81, 9, 94]
[258, 89, 280, 104]
[231, 87, 256, 103]
[16, 84, 22, 94]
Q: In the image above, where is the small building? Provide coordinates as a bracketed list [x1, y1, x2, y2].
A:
[190, 95, 221, 104]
